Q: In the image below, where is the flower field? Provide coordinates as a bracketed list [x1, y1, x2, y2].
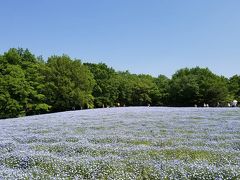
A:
[0, 107, 240, 179]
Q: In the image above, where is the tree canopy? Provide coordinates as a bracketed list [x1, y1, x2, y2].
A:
[169, 67, 229, 106]
[0, 48, 239, 118]
[0, 48, 50, 118]
[44, 55, 95, 111]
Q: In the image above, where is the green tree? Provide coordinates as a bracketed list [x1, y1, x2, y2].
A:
[154, 75, 170, 105]
[169, 67, 228, 106]
[117, 72, 159, 106]
[0, 48, 50, 118]
[0, 64, 28, 118]
[132, 74, 158, 106]
[44, 55, 95, 111]
[117, 71, 135, 106]
[228, 75, 240, 102]
[84, 63, 119, 107]
[21, 49, 51, 115]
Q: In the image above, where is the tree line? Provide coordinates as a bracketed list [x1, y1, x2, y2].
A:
[0, 48, 239, 118]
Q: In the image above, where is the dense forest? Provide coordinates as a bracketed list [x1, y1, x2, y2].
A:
[0, 48, 239, 119]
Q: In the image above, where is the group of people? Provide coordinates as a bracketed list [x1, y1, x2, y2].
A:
[228, 100, 238, 107]
[194, 100, 238, 108]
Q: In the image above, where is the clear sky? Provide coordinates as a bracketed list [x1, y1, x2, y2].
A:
[0, 0, 240, 77]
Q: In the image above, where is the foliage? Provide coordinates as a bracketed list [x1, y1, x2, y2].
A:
[116, 72, 162, 106]
[0, 48, 239, 118]
[228, 75, 240, 102]
[154, 75, 170, 105]
[169, 67, 229, 106]
[84, 63, 119, 107]
[0, 48, 50, 118]
[44, 55, 95, 111]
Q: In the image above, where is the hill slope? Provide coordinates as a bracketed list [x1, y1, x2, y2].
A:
[1, 107, 240, 179]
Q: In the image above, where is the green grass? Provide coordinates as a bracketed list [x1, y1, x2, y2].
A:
[74, 127, 86, 134]
[146, 148, 237, 164]
[65, 137, 79, 143]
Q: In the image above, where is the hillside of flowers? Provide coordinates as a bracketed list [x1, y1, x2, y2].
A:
[0, 107, 240, 179]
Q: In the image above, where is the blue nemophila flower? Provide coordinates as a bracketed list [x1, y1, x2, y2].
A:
[0, 107, 240, 179]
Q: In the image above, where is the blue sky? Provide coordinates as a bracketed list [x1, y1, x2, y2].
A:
[0, 0, 240, 77]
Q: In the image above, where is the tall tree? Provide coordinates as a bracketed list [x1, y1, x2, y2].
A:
[154, 75, 170, 105]
[45, 55, 95, 111]
[117, 72, 159, 106]
[169, 67, 228, 106]
[0, 48, 50, 118]
[84, 63, 119, 107]
[228, 75, 240, 102]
